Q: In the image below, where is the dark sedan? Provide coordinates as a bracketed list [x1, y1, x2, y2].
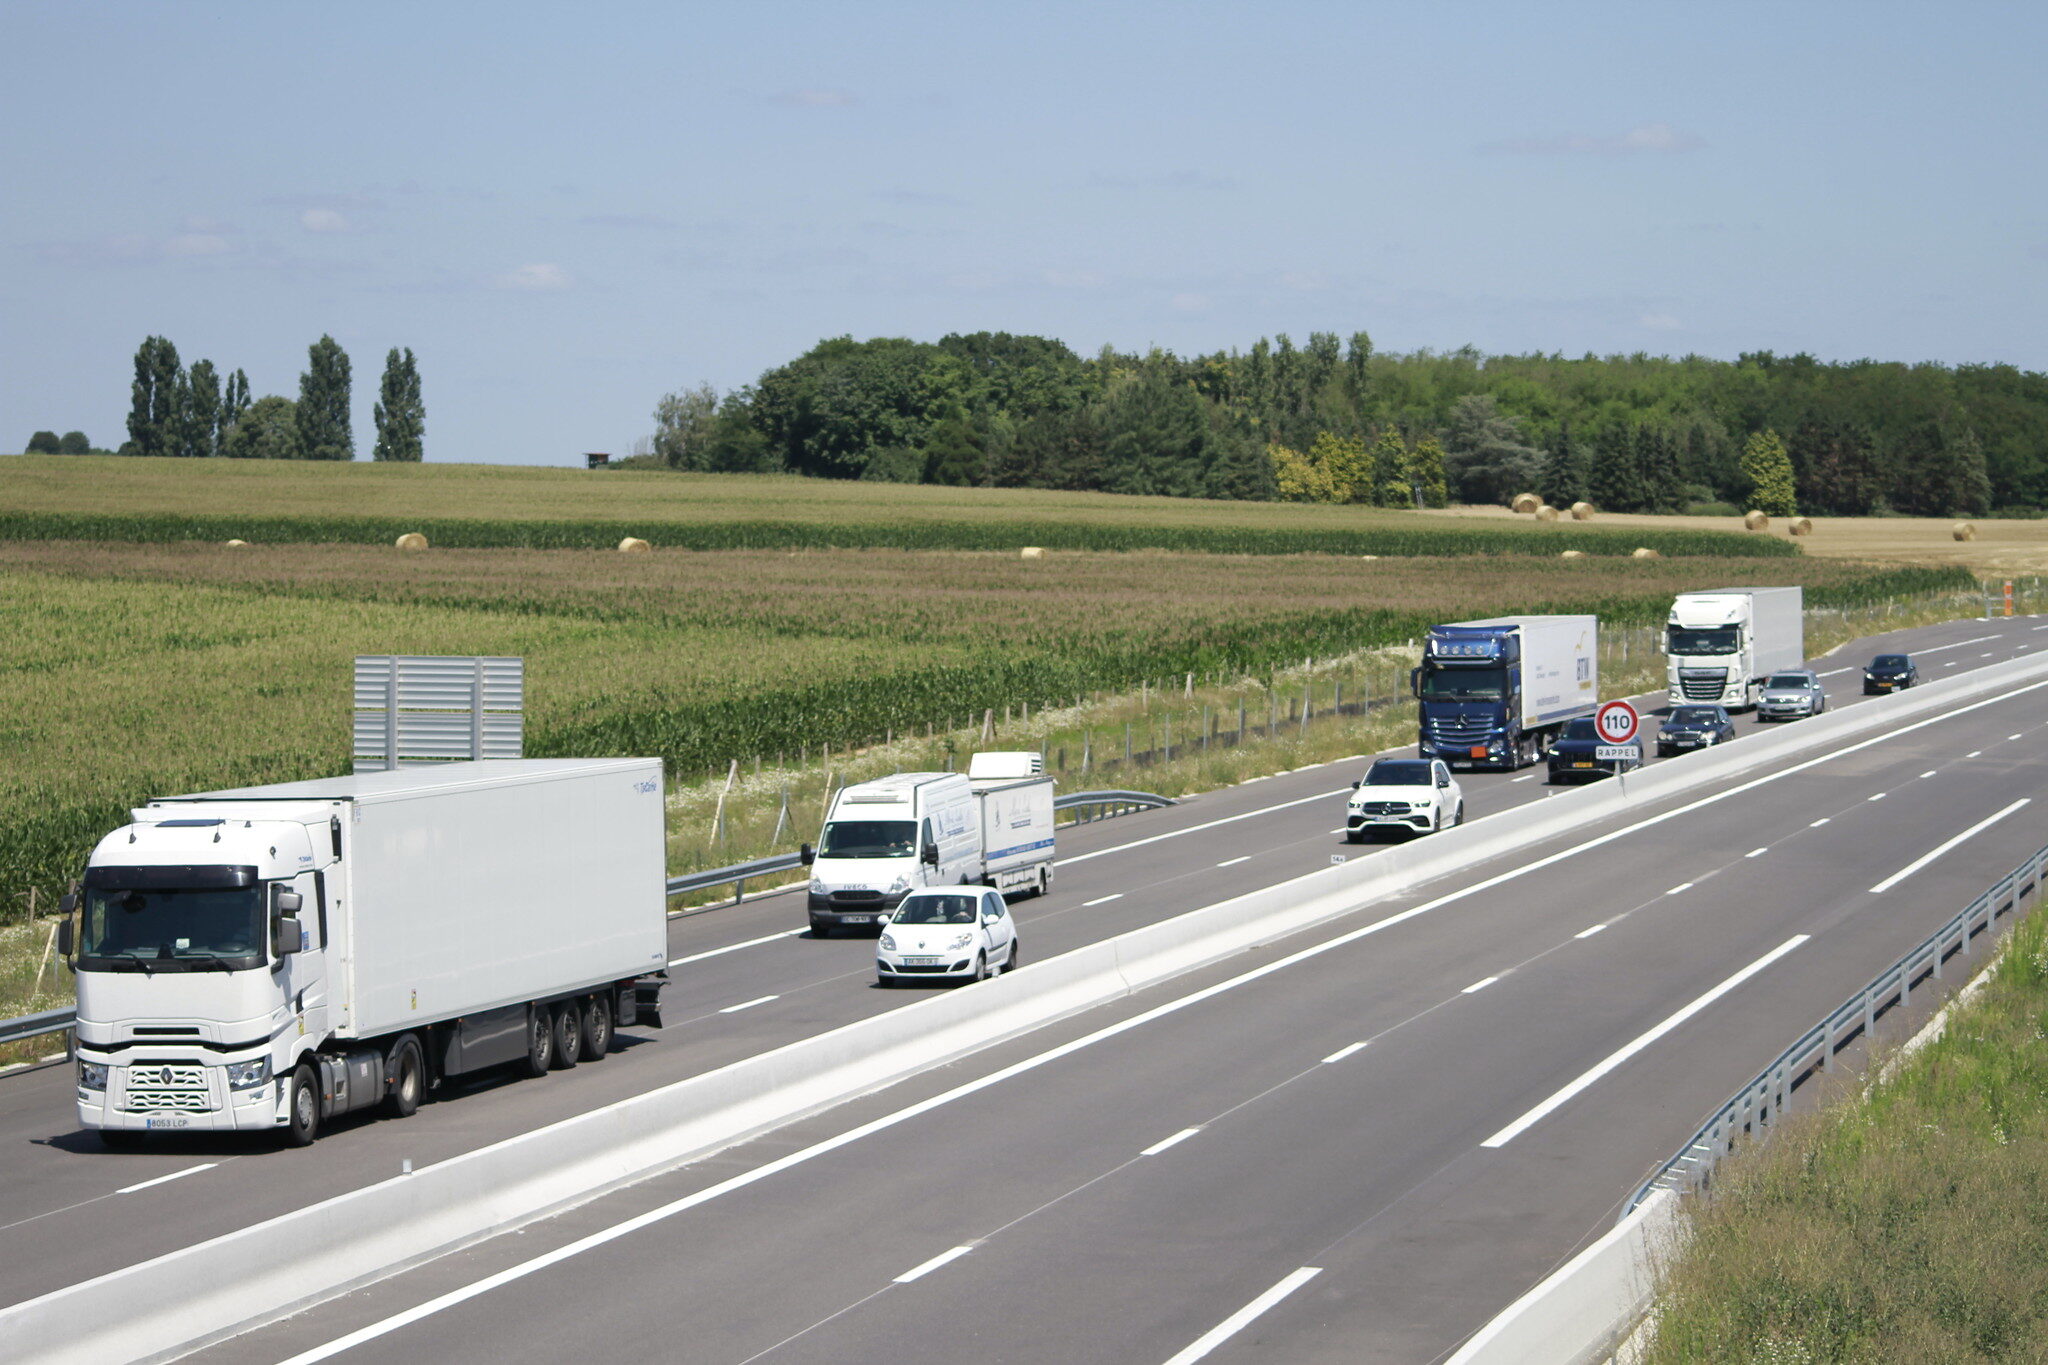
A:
[1863, 653, 1919, 693]
[1657, 704, 1736, 757]
[1547, 716, 1643, 783]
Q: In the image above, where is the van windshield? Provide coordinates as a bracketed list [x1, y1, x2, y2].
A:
[79, 887, 265, 970]
[818, 820, 916, 859]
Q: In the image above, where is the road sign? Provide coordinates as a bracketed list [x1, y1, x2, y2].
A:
[1596, 745, 1639, 762]
[1594, 699, 1640, 745]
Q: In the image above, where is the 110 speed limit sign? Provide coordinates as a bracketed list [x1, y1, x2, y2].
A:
[1594, 699, 1641, 745]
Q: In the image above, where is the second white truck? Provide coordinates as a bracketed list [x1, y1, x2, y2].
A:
[1666, 587, 1805, 711]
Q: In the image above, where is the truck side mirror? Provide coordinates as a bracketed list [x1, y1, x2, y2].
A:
[275, 917, 303, 956]
[276, 891, 303, 915]
[1409, 667, 1421, 698]
[799, 843, 815, 866]
[921, 843, 939, 867]
[57, 919, 73, 959]
[60, 892, 77, 915]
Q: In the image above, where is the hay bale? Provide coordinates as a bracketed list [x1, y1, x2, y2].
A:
[1953, 521, 1977, 542]
[1631, 547, 1662, 560]
[1534, 504, 1560, 522]
[395, 532, 429, 551]
[1788, 517, 1813, 537]
[1358, 554, 1381, 561]
[1510, 492, 1541, 514]
[1019, 546, 1046, 560]
[1570, 501, 1595, 521]
[618, 537, 651, 554]
[224, 538, 248, 548]
[1743, 510, 1769, 531]
[1560, 549, 1586, 559]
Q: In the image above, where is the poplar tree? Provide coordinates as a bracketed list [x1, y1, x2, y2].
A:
[1344, 331, 1374, 431]
[297, 335, 354, 461]
[127, 336, 182, 458]
[183, 360, 220, 458]
[218, 369, 252, 455]
[1739, 428, 1797, 517]
[372, 347, 425, 461]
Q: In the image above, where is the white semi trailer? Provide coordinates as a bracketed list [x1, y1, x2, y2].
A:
[64, 759, 670, 1147]
[1666, 587, 1805, 711]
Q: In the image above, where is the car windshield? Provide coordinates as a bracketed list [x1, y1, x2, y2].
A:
[1872, 655, 1908, 668]
[1766, 674, 1811, 689]
[1668, 708, 1723, 726]
[817, 820, 915, 859]
[79, 886, 265, 968]
[1562, 718, 1597, 739]
[891, 895, 980, 925]
[1419, 667, 1507, 702]
[1668, 626, 1739, 656]
[1364, 761, 1433, 785]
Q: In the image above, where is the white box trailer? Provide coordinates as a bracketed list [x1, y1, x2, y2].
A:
[1415, 615, 1599, 769]
[968, 752, 1056, 898]
[1667, 587, 1805, 710]
[67, 759, 670, 1146]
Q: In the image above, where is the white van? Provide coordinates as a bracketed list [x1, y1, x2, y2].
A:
[804, 773, 980, 936]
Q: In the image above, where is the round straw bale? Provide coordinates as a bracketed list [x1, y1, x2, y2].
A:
[618, 536, 652, 553]
[1570, 501, 1595, 521]
[1560, 549, 1586, 559]
[1788, 517, 1813, 536]
[1019, 546, 1046, 560]
[395, 532, 429, 551]
[1631, 546, 1662, 559]
[1952, 521, 1977, 542]
[1358, 554, 1381, 561]
[1510, 492, 1541, 513]
[224, 538, 248, 548]
[1534, 504, 1560, 522]
[1743, 509, 1769, 531]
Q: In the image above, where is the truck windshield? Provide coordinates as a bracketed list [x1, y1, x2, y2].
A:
[1419, 667, 1507, 702]
[818, 820, 916, 859]
[1668, 626, 1739, 655]
[79, 887, 265, 970]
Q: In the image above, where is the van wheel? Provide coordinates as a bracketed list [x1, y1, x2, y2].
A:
[382, 1036, 423, 1118]
[1037, 866, 1051, 898]
[811, 922, 833, 939]
[581, 993, 613, 1060]
[286, 1063, 320, 1146]
[551, 1001, 583, 1069]
[518, 1005, 554, 1078]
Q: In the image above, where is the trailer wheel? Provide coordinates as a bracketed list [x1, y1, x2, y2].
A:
[518, 1004, 554, 1078]
[286, 1063, 321, 1146]
[580, 992, 613, 1060]
[550, 1001, 583, 1069]
[383, 1036, 424, 1118]
[1036, 865, 1051, 899]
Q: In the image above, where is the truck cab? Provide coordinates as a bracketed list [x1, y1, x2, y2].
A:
[1666, 588, 1804, 712]
[1415, 616, 1598, 770]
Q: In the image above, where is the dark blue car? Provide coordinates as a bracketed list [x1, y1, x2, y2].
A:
[1657, 704, 1736, 757]
[1547, 716, 1642, 783]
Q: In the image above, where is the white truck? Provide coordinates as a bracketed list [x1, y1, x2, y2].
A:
[1413, 615, 1600, 769]
[803, 755, 1056, 936]
[64, 759, 670, 1147]
[1666, 587, 1805, 711]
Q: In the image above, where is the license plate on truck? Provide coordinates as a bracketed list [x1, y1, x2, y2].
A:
[144, 1115, 190, 1130]
[841, 915, 871, 924]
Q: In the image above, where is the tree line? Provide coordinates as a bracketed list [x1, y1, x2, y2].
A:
[91, 336, 426, 462]
[641, 334, 2047, 515]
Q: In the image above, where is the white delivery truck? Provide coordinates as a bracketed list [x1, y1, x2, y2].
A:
[63, 759, 670, 1147]
[967, 752, 1057, 899]
[1666, 587, 1805, 711]
[1413, 615, 1600, 769]
[804, 772, 981, 936]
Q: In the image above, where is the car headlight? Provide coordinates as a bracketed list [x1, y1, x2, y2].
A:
[879, 932, 897, 951]
[78, 1061, 108, 1091]
[226, 1057, 271, 1091]
[946, 932, 974, 951]
[810, 878, 825, 893]
[888, 876, 910, 895]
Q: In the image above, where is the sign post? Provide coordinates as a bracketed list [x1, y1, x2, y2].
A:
[1594, 699, 1641, 773]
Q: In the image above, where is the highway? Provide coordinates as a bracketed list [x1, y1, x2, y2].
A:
[3, 612, 2044, 1363]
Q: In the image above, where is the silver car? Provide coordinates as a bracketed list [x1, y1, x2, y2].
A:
[1756, 669, 1827, 722]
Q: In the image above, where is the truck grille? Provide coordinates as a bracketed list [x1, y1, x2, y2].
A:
[1427, 720, 1491, 743]
[121, 1063, 217, 1113]
[1679, 669, 1729, 700]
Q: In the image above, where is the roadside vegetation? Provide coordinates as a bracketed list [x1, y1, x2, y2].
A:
[1642, 897, 2048, 1363]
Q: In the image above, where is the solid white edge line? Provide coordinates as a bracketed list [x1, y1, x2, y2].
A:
[717, 995, 779, 1014]
[115, 1164, 218, 1196]
[1574, 924, 1607, 939]
[1481, 935, 1808, 1149]
[1141, 1127, 1203, 1157]
[1160, 1266, 1323, 1365]
[670, 928, 804, 968]
[893, 1244, 975, 1283]
[1868, 799, 2031, 894]
[1057, 788, 1349, 866]
[1321, 1042, 1367, 1064]
[1082, 894, 1124, 907]
[1462, 975, 1500, 994]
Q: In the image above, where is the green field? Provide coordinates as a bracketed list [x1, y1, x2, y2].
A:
[0, 456, 1795, 557]
[0, 532, 1970, 919]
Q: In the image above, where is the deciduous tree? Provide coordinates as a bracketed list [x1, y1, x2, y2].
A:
[1739, 428, 1797, 517]
[373, 347, 425, 461]
[223, 396, 302, 460]
[127, 336, 182, 458]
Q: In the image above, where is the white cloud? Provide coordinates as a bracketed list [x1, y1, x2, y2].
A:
[494, 263, 572, 291]
[1483, 122, 1706, 156]
[300, 208, 350, 233]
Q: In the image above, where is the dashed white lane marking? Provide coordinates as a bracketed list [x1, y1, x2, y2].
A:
[1666, 882, 1694, 895]
[2009, 733, 2024, 741]
[1482, 936, 1810, 1148]
[1946, 661, 1960, 667]
[1162, 1267, 1323, 1365]
[895, 1245, 976, 1283]
[1968, 750, 1983, 758]
[1511, 774, 1536, 783]
[1745, 847, 1767, 858]
[1082, 894, 1124, 907]
[1868, 792, 1887, 801]
[116, 1163, 218, 1195]
[1575, 924, 1608, 939]
[1921, 770, 1938, 779]
[1810, 818, 1831, 827]
[670, 928, 804, 968]
[1870, 799, 2032, 894]
[718, 995, 779, 1014]
[1059, 788, 1349, 867]
[1919, 634, 2002, 654]
[1216, 856, 1251, 868]
[1462, 975, 1501, 994]
[1984, 652, 1997, 658]
[1141, 1127, 1203, 1156]
[1817, 668, 1853, 677]
[1321, 1042, 1368, 1064]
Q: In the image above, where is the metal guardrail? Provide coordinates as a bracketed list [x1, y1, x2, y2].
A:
[1623, 838, 2048, 1219]
[0, 1007, 74, 1049]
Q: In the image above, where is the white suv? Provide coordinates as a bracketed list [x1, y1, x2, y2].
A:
[876, 888, 1019, 986]
[1346, 758, 1465, 841]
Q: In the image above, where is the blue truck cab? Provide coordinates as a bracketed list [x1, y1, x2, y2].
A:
[1412, 615, 1600, 771]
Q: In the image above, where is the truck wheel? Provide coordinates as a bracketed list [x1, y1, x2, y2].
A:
[518, 1005, 554, 1078]
[811, 921, 833, 939]
[286, 1063, 321, 1146]
[382, 1037, 424, 1118]
[551, 1002, 583, 1069]
[581, 992, 613, 1060]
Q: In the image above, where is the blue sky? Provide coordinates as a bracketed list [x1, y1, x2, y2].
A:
[4, 2, 2044, 465]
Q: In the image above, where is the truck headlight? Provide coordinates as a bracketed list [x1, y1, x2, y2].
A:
[78, 1061, 108, 1091]
[226, 1057, 271, 1091]
[888, 876, 910, 895]
[879, 932, 897, 951]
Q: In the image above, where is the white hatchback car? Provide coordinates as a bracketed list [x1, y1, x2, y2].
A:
[1345, 757, 1465, 840]
[877, 888, 1019, 987]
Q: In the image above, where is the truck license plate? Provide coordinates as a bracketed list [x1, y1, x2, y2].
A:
[144, 1116, 189, 1130]
[841, 915, 871, 924]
